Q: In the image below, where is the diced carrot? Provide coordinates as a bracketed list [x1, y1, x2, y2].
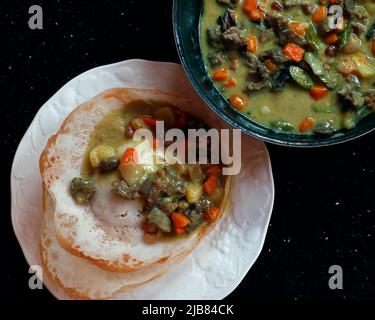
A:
[203, 176, 218, 195]
[299, 117, 315, 132]
[288, 22, 306, 36]
[120, 147, 138, 165]
[249, 8, 264, 21]
[229, 94, 247, 110]
[242, 0, 258, 17]
[282, 43, 305, 62]
[203, 207, 220, 223]
[212, 68, 229, 81]
[141, 115, 157, 128]
[372, 39, 375, 56]
[143, 222, 157, 234]
[265, 59, 277, 71]
[246, 34, 258, 52]
[325, 33, 339, 45]
[171, 212, 190, 228]
[176, 114, 187, 128]
[206, 164, 221, 176]
[310, 85, 328, 100]
[174, 226, 185, 235]
[225, 77, 237, 88]
[312, 6, 327, 24]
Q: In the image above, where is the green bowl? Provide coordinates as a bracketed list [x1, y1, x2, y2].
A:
[172, 0, 375, 147]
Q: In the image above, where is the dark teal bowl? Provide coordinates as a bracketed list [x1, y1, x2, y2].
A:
[172, 0, 375, 147]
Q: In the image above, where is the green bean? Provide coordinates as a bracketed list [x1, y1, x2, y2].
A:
[306, 21, 321, 52]
[289, 66, 314, 90]
[339, 24, 352, 50]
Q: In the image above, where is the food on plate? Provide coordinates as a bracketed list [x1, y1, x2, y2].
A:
[39, 88, 230, 276]
[200, 0, 375, 134]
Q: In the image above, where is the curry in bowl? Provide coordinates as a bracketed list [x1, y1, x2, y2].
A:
[200, 0, 375, 135]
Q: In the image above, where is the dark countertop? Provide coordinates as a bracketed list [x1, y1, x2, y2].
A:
[1, 0, 374, 300]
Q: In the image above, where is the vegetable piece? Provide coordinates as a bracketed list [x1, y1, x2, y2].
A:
[230, 94, 246, 110]
[270, 120, 294, 132]
[246, 35, 258, 52]
[352, 52, 375, 79]
[325, 33, 339, 45]
[288, 22, 306, 36]
[153, 107, 176, 127]
[306, 21, 322, 51]
[206, 164, 221, 176]
[141, 115, 157, 128]
[299, 117, 315, 132]
[174, 227, 185, 235]
[98, 156, 120, 173]
[203, 207, 220, 223]
[343, 33, 361, 54]
[203, 176, 218, 195]
[304, 52, 324, 76]
[185, 183, 203, 203]
[188, 164, 206, 184]
[319, 67, 342, 90]
[289, 66, 314, 89]
[242, 0, 257, 17]
[336, 56, 356, 76]
[312, 6, 327, 24]
[249, 8, 264, 21]
[70, 177, 96, 205]
[339, 24, 352, 50]
[89, 145, 115, 168]
[171, 212, 190, 228]
[119, 163, 145, 185]
[120, 147, 138, 165]
[310, 85, 328, 100]
[147, 207, 171, 233]
[282, 43, 305, 62]
[225, 77, 237, 87]
[314, 120, 335, 135]
[212, 68, 229, 81]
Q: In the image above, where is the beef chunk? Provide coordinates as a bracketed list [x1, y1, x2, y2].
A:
[147, 207, 171, 233]
[245, 82, 268, 93]
[218, 9, 237, 31]
[337, 75, 364, 108]
[222, 26, 247, 48]
[217, 0, 240, 6]
[365, 90, 375, 111]
[259, 47, 289, 64]
[207, 25, 223, 48]
[278, 30, 307, 46]
[208, 52, 227, 67]
[265, 12, 289, 35]
[111, 180, 140, 200]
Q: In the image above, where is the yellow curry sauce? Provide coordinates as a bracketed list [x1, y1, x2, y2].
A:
[200, 0, 375, 134]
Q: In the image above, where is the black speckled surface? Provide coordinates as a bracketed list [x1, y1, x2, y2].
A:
[1, 0, 374, 300]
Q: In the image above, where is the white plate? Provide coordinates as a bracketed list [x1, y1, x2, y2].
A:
[10, 60, 274, 300]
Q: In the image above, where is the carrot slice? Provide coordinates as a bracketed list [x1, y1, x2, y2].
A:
[174, 226, 185, 235]
[203, 207, 220, 223]
[242, 0, 258, 16]
[225, 77, 237, 88]
[246, 34, 258, 52]
[325, 33, 339, 45]
[229, 94, 247, 110]
[282, 43, 305, 62]
[288, 22, 306, 36]
[171, 212, 190, 228]
[203, 176, 218, 195]
[249, 8, 264, 21]
[120, 147, 138, 165]
[299, 117, 315, 132]
[312, 6, 327, 24]
[212, 68, 229, 81]
[310, 85, 328, 100]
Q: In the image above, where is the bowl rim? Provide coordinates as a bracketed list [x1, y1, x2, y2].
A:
[172, 0, 375, 147]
